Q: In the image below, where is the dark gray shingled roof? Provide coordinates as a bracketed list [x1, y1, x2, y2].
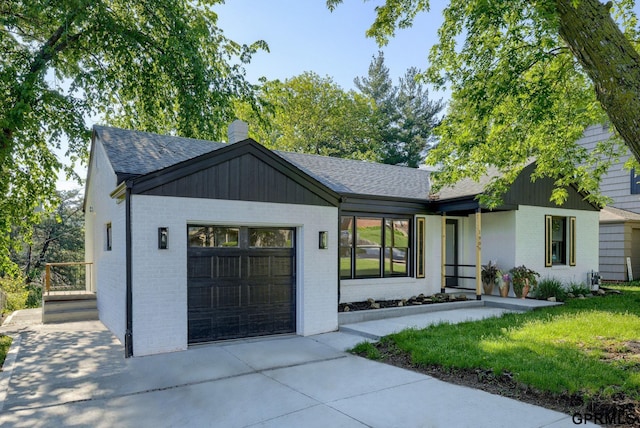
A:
[276, 151, 431, 200]
[94, 125, 223, 177]
[434, 167, 502, 200]
[94, 125, 432, 201]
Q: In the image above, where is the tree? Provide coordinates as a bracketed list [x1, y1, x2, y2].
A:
[389, 66, 443, 167]
[327, 0, 640, 207]
[236, 72, 380, 160]
[7, 190, 84, 307]
[354, 52, 399, 163]
[355, 52, 443, 167]
[0, 1, 264, 273]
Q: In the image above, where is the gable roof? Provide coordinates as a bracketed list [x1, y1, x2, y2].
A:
[93, 125, 431, 202]
[94, 125, 223, 181]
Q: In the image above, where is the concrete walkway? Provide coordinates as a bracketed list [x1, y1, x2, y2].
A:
[0, 304, 592, 428]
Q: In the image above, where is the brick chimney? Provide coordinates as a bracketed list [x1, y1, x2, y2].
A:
[227, 119, 249, 144]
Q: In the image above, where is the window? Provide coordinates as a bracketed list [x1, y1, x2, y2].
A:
[105, 223, 112, 251]
[188, 226, 239, 247]
[631, 169, 640, 194]
[249, 228, 293, 248]
[416, 217, 426, 278]
[340, 215, 411, 279]
[545, 215, 576, 267]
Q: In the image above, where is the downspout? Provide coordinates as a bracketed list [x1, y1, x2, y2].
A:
[124, 183, 133, 358]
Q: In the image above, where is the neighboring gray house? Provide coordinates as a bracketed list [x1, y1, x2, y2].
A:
[577, 124, 640, 281]
[85, 122, 599, 357]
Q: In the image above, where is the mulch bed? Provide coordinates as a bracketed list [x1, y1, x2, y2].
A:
[339, 293, 469, 312]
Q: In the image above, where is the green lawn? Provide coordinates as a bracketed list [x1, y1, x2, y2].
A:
[0, 335, 12, 368]
[353, 284, 640, 400]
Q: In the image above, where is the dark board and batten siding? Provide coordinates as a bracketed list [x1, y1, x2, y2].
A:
[135, 151, 336, 207]
[500, 163, 598, 212]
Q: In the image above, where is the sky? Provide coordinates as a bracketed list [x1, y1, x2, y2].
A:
[58, 0, 447, 191]
[214, 0, 447, 91]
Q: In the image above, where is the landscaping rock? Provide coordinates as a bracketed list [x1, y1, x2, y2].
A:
[457, 294, 467, 301]
[547, 297, 556, 302]
[370, 302, 381, 309]
[397, 301, 404, 307]
[343, 305, 350, 312]
[567, 293, 575, 299]
[367, 298, 375, 304]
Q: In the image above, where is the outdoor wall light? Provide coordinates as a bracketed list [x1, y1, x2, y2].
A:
[158, 227, 168, 250]
[319, 231, 328, 249]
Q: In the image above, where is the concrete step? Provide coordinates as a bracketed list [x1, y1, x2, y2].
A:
[42, 293, 98, 323]
[44, 299, 97, 312]
[42, 308, 99, 323]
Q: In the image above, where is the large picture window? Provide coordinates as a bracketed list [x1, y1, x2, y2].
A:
[545, 215, 576, 267]
[340, 215, 411, 279]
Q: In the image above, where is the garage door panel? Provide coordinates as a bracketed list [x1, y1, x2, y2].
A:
[188, 316, 214, 342]
[271, 257, 293, 276]
[217, 256, 241, 278]
[270, 282, 293, 303]
[187, 226, 295, 344]
[188, 256, 214, 278]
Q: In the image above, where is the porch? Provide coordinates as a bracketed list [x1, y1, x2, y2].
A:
[42, 262, 97, 323]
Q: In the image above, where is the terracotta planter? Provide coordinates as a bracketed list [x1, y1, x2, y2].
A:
[499, 279, 510, 297]
[482, 281, 495, 295]
[513, 278, 530, 298]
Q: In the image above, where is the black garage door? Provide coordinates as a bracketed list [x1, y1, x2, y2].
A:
[187, 225, 296, 343]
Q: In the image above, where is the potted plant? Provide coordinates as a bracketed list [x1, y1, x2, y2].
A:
[497, 271, 511, 297]
[481, 261, 499, 295]
[510, 265, 540, 299]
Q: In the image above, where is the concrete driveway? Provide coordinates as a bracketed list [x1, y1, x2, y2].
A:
[0, 309, 588, 428]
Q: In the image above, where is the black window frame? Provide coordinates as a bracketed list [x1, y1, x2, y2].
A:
[340, 214, 412, 280]
[631, 168, 640, 195]
[105, 223, 112, 251]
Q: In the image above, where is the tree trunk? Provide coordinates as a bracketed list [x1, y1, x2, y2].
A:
[557, 0, 640, 162]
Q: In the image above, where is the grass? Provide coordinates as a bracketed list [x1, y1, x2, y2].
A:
[0, 335, 12, 368]
[353, 284, 640, 400]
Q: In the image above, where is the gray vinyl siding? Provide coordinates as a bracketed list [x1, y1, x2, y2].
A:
[578, 124, 640, 213]
[599, 222, 627, 281]
[598, 222, 640, 281]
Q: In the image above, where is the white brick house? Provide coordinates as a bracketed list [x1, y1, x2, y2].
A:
[85, 123, 600, 357]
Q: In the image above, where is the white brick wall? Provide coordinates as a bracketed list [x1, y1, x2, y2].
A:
[515, 205, 599, 284]
[85, 140, 126, 345]
[130, 195, 338, 356]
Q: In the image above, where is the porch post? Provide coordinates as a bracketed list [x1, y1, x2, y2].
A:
[441, 213, 446, 293]
[475, 208, 482, 300]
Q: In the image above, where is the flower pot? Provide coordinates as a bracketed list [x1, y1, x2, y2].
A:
[499, 279, 510, 297]
[513, 278, 530, 298]
[482, 281, 495, 295]
[521, 281, 530, 299]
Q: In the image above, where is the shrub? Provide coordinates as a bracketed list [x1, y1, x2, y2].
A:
[0, 274, 41, 314]
[534, 278, 568, 301]
[567, 282, 592, 297]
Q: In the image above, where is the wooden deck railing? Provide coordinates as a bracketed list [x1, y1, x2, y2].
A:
[45, 262, 93, 294]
